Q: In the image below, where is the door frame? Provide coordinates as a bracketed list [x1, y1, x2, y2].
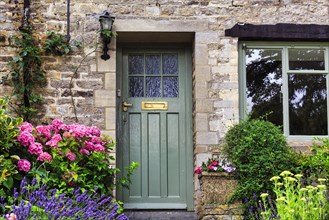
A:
[116, 43, 194, 210]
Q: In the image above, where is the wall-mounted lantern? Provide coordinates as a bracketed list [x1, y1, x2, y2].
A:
[99, 11, 115, 60]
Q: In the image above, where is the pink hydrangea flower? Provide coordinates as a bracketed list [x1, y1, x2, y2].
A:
[94, 144, 105, 152]
[89, 136, 102, 145]
[19, 122, 33, 133]
[69, 124, 88, 138]
[79, 148, 90, 155]
[84, 141, 95, 151]
[17, 159, 31, 172]
[37, 152, 52, 162]
[66, 151, 76, 161]
[35, 125, 51, 139]
[89, 126, 101, 137]
[51, 119, 66, 132]
[62, 131, 72, 138]
[46, 134, 62, 148]
[28, 142, 43, 155]
[17, 131, 35, 147]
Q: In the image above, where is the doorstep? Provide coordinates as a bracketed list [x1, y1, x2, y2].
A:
[124, 210, 198, 220]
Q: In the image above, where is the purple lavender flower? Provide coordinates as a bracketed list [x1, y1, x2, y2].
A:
[1, 179, 128, 219]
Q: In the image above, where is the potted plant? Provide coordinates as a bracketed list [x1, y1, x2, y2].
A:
[196, 158, 242, 219]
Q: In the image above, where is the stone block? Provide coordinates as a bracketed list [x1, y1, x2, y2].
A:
[97, 50, 116, 72]
[194, 65, 211, 82]
[94, 90, 115, 107]
[195, 99, 213, 113]
[145, 6, 160, 16]
[195, 113, 208, 132]
[104, 72, 116, 90]
[196, 132, 218, 145]
[214, 100, 238, 108]
[195, 32, 219, 44]
[195, 81, 208, 99]
[196, 153, 212, 167]
[194, 44, 208, 65]
[105, 107, 116, 130]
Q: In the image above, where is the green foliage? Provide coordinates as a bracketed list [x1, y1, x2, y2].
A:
[300, 138, 329, 182]
[100, 29, 117, 39]
[3, 27, 46, 122]
[224, 118, 300, 216]
[0, 97, 23, 199]
[260, 171, 328, 220]
[43, 32, 72, 56]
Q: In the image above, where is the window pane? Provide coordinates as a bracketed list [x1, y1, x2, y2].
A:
[289, 49, 325, 71]
[163, 54, 178, 75]
[146, 55, 161, 75]
[288, 74, 327, 135]
[129, 77, 144, 97]
[128, 55, 144, 75]
[146, 77, 161, 97]
[246, 49, 283, 127]
[164, 77, 178, 97]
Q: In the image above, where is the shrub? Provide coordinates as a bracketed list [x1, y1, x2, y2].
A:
[15, 119, 118, 195]
[0, 178, 128, 220]
[224, 118, 300, 216]
[0, 97, 24, 198]
[300, 137, 329, 183]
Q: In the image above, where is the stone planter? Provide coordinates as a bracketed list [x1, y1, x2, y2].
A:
[197, 172, 242, 220]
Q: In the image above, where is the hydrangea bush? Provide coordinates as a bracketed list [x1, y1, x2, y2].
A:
[15, 119, 118, 194]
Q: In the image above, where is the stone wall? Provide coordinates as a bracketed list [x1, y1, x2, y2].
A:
[1, 0, 328, 211]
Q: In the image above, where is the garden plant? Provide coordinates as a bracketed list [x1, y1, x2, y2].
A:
[0, 97, 137, 219]
[259, 171, 328, 220]
[224, 118, 301, 217]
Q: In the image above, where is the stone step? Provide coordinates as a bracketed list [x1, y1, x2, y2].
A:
[124, 210, 198, 220]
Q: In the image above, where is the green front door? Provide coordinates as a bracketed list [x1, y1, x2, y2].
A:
[117, 46, 193, 210]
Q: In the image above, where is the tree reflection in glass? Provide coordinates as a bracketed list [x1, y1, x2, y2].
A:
[246, 49, 283, 128]
[288, 74, 327, 135]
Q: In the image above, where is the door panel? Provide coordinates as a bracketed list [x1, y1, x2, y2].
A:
[118, 47, 192, 209]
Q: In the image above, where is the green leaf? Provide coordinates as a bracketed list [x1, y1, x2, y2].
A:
[3, 176, 13, 190]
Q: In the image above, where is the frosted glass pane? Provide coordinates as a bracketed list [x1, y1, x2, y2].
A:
[146, 55, 161, 75]
[163, 54, 178, 75]
[129, 77, 144, 97]
[164, 77, 178, 98]
[128, 55, 144, 75]
[146, 77, 161, 97]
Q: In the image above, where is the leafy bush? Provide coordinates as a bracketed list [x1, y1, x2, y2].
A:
[224, 118, 300, 216]
[259, 171, 328, 220]
[0, 97, 24, 198]
[300, 137, 329, 183]
[0, 178, 128, 220]
[15, 119, 119, 195]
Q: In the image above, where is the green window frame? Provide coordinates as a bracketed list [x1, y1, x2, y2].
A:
[239, 42, 329, 140]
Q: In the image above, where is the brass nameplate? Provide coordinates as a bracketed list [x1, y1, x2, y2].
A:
[142, 101, 168, 110]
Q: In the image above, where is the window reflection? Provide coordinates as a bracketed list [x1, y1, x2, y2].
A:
[246, 49, 283, 127]
[289, 49, 325, 71]
[288, 74, 327, 135]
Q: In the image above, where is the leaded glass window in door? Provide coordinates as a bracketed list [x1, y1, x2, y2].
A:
[128, 53, 179, 98]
